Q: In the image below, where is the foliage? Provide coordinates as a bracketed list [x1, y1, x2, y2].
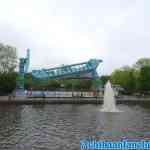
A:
[1, 43, 150, 95]
[100, 75, 110, 87]
[46, 80, 60, 90]
[0, 72, 17, 95]
[110, 58, 150, 94]
[74, 79, 92, 90]
[137, 66, 150, 93]
[111, 67, 136, 93]
[133, 58, 150, 69]
[25, 74, 60, 90]
[24, 75, 93, 91]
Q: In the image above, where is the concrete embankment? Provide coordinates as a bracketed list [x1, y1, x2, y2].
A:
[0, 96, 150, 105]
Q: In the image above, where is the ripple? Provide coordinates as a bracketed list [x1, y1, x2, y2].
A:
[0, 104, 149, 149]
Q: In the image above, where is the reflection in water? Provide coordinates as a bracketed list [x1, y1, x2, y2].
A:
[0, 105, 22, 150]
[0, 104, 149, 149]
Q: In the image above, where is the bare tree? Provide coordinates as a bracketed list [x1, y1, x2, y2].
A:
[0, 43, 17, 73]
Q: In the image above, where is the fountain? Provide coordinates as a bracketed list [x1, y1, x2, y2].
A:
[101, 80, 120, 112]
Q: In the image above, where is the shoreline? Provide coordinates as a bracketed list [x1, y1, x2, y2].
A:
[0, 96, 150, 105]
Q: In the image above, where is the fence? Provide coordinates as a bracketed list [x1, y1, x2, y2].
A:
[27, 91, 103, 98]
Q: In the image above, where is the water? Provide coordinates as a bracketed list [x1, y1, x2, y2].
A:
[101, 81, 120, 112]
[0, 104, 150, 150]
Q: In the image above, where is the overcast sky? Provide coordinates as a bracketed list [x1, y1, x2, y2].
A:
[0, 0, 150, 75]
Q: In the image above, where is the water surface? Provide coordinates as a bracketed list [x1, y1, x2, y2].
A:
[0, 104, 150, 150]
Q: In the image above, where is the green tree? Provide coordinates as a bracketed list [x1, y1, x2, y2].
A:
[111, 67, 136, 93]
[100, 75, 110, 87]
[137, 66, 150, 93]
[25, 75, 61, 91]
[24, 73, 33, 89]
[0, 72, 17, 95]
[133, 58, 150, 69]
[61, 79, 92, 91]
[77, 79, 92, 90]
[63, 79, 73, 90]
[46, 80, 60, 90]
[133, 58, 150, 92]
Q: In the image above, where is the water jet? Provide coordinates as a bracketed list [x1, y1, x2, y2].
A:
[101, 80, 121, 112]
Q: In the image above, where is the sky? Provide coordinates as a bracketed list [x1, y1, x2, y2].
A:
[0, 0, 150, 75]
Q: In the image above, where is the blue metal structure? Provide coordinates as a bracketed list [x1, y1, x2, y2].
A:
[16, 49, 30, 90]
[32, 59, 102, 80]
[17, 49, 102, 92]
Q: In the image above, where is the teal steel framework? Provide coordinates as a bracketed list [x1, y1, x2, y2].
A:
[17, 49, 102, 90]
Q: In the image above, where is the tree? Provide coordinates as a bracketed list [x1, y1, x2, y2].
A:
[46, 80, 60, 90]
[0, 43, 17, 94]
[0, 43, 17, 73]
[100, 75, 110, 87]
[133, 58, 150, 69]
[137, 66, 150, 93]
[133, 58, 150, 93]
[0, 72, 17, 95]
[111, 67, 136, 93]
[25, 74, 61, 91]
[63, 79, 73, 90]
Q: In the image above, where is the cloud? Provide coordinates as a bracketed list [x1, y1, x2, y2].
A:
[0, 0, 149, 75]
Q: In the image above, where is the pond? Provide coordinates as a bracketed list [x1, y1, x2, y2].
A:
[0, 104, 149, 150]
